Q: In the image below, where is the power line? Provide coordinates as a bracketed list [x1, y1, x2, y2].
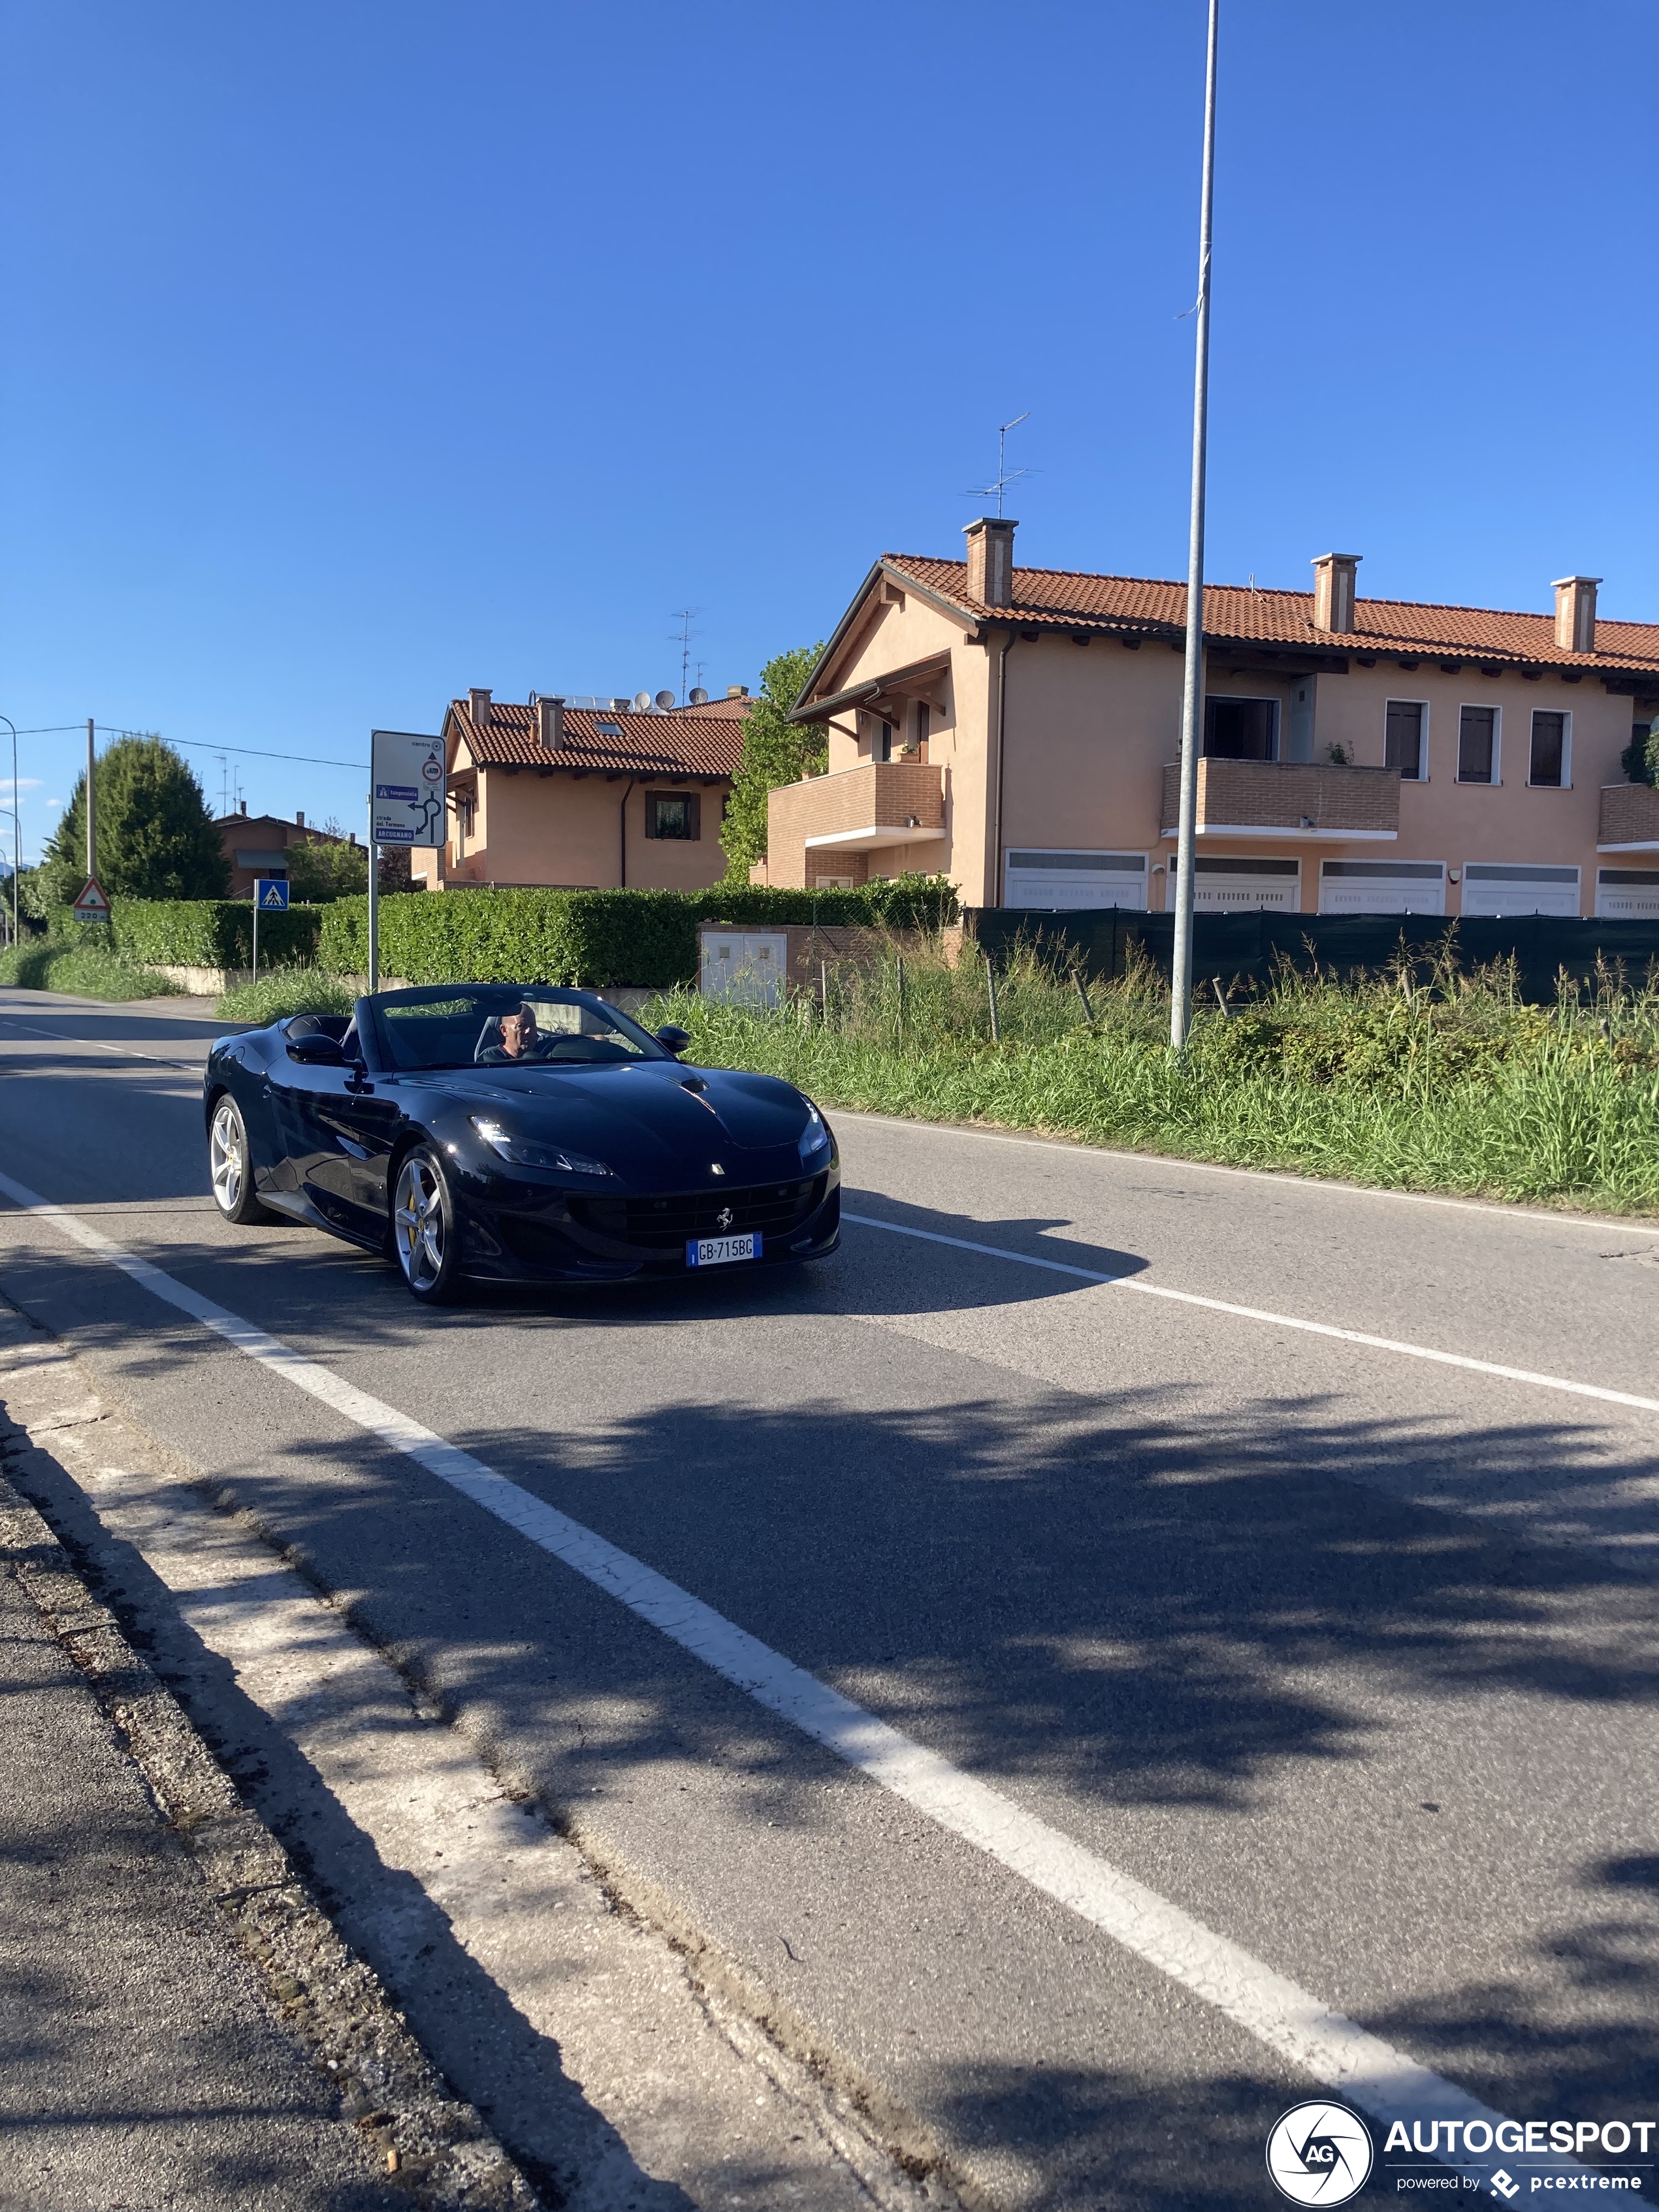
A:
[3, 724, 362, 769]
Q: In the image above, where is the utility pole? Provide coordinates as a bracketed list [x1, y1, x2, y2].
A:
[1, 714, 17, 947]
[86, 718, 97, 882]
[1170, 0, 1219, 1051]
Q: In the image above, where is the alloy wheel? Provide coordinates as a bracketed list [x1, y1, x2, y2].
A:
[394, 1155, 446, 1292]
[210, 1100, 246, 1215]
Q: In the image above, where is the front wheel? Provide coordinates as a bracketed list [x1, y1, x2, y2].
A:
[391, 1146, 465, 1304]
[208, 1095, 273, 1224]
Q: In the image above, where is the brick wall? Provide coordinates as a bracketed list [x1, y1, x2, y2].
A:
[1597, 782, 1659, 849]
[1159, 758, 1401, 836]
[767, 762, 945, 889]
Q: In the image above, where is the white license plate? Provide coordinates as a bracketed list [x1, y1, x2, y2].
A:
[686, 1232, 760, 1268]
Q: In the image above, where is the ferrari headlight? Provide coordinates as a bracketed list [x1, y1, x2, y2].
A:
[469, 1117, 612, 1176]
[798, 1103, 831, 1162]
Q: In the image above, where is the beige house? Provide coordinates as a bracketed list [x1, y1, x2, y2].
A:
[413, 690, 747, 891]
[768, 521, 1659, 919]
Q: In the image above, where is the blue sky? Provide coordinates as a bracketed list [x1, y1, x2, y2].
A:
[2, 0, 1654, 863]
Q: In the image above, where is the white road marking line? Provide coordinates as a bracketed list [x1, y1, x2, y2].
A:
[0, 1165, 1573, 2184]
[843, 1211, 1659, 1418]
[0, 1015, 205, 1074]
[844, 1110, 1641, 1234]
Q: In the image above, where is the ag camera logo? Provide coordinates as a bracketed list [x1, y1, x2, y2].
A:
[1266, 2100, 1375, 2205]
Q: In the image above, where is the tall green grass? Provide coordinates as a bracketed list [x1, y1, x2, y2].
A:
[0, 936, 182, 1001]
[214, 967, 356, 1022]
[646, 940, 1659, 1217]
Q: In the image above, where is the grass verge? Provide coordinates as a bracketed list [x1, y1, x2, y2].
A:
[643, 942, 1659, 1219]
[214, 967, 357, 1023]
[0, 937, 182, 1001]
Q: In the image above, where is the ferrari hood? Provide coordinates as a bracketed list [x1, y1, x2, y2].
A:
[402, 1062, 814, 1161]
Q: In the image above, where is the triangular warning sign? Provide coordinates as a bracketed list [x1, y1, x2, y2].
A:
[260, 882, 287, 907]
[72, 876, 112, 921]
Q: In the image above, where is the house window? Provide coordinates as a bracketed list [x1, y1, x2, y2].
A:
[1385, 700, 1426, 780]
[872, 719, 894, 763]
[1203, 697, 1279, 761]
[1529, 710, 1569, 788]
[645, 792, 700, 841]
[914, 702, 929, 754]
[1457, 705, 1499, 784]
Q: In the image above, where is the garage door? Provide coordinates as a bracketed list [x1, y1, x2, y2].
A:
[1169, 856, 1302, 911]
[1003, 851, 1148, 910]
[1595, 868, 1659, 920]
[1460, 864, 1581, 918]
[1318, 860, 1446, 916]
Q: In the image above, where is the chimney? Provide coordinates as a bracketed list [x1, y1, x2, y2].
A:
[1553, 575, 1600, 654]
[1311, 554, 1361, 633]
[536, 694, 565, 751]
[468, 687, 491, 724]
[726, 685, 749, 699]
[295, 810, 304, 828]
[239, 800, 248, 816]
[963, 517, 1017, 608]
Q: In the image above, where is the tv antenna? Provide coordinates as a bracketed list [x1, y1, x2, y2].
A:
[669, 608, 700, 704]
[965, 411, 1033, 517]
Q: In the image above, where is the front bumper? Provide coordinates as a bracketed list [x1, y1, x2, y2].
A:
[453, 1162, 841, 1283]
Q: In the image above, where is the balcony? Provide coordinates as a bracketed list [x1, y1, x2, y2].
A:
[1598, 782, 1659, 852]
[1161, 758, 1399, 841]
[767, 760, 946, 887]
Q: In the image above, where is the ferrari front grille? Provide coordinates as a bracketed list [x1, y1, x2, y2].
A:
[568, 1174, 829, 1251]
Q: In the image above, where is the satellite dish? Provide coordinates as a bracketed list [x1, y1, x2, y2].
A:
[633, 691, 652, 710]
[688, 686, 709, 705]
[654, 689, 676, 710]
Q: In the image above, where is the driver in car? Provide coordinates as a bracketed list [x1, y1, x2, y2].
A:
[479, 1003, 552, 1063]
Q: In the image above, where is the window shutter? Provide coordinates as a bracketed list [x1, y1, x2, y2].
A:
[688, 793, 701, 841]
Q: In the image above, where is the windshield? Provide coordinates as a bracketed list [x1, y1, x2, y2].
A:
[367, 987, 671, 1072]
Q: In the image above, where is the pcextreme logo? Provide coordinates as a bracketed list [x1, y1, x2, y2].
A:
[1267, 2101, 1376, 2205]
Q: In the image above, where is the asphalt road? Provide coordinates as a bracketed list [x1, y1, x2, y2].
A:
[1, 983, 1656, 2210]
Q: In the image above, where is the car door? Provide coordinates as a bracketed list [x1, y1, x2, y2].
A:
[295, 1064, 404, 1240]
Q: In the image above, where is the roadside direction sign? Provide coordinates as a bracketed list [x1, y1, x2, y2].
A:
[255, 878, 290, 910]
[370, 729, 446, 848]
[72, 876, 111, 922]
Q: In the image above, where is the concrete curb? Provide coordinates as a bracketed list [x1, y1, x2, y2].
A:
[0, 1428, 544, 2212]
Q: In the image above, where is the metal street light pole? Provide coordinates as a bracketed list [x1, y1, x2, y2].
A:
[1170, 0, 1219, 1051]
[0, 811, 18, 948]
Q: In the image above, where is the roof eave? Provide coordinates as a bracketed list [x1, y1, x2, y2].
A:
[790, 558, 979, 718]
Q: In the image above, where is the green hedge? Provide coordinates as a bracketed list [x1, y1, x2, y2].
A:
[317, 878, 958, 988]
[110, 897, 321, 968]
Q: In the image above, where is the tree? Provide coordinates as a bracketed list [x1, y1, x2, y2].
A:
[718, 643, 826, 883]
[285, 821, 411, 901]
[39, 735, 231, 907]
[1621, 716, 1659, 787]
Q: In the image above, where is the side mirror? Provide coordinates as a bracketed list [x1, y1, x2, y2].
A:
[656, 1024, 692, 1055]
[288, 1034, 346, 1066]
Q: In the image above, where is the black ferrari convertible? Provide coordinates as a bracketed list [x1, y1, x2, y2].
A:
[202, 984, 840, 1302]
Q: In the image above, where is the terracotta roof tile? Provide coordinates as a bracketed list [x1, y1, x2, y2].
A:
[450, 700, 743, 778]
[663, 695, 753, 720]
[884, 556, 1659, 677]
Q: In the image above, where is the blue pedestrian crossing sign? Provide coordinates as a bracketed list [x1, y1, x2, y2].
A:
[255, 878, 290, 910]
